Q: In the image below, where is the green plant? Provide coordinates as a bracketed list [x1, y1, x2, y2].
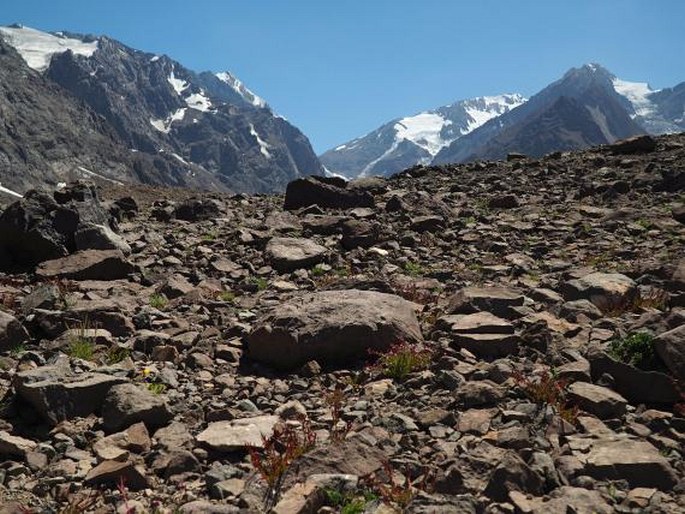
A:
[149, 293, 168, 309]
[146, 382, 167, 395]
[323, 488, 375, 514]
[369, 341, 433, 381]
[219, 290, 236, 303]
[68, 338, 95, 361]
[513, 369, 578, 425]
[608, 332, 657, 369]
[252, 277, 268, 291]
[9, 343, 26, 357]
[201, 231, 217, 241]
[311, 265, 327, 277]
[403, 261, 425, 277]
[247, 416, 317, 509]
[105, 346, 130, 365]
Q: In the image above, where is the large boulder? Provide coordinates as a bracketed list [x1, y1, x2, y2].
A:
[173, 198, 222, 221]
[36, 249, 135, 281]
[265, 237, 327, 272]
[608, 135, 657, 155]
[0, 182, 118, 270]
[284, 176, 374, 210]
[654, 325, 685, 381]
[247, 290, 423, 370]
[0, 311, 29, 352]
[14, 363, 127, 424]
[560, 272, 637, 312]
[101, 383, 173, 432]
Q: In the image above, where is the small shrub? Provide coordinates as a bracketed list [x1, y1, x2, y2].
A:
[323, 488, 375, 514]
[325, 385, 353, 443]
[247, 416, 317, 509]
[608, 332, 657, 369]
[311, 265, 327, 277]
[149, 293, 168, 309]
[513, 369, 578, 425]
[369, 341, 433, 381]
[146, 382, 167, 395]
[219, 290, 236, 303]
[362, 461, 433, 511]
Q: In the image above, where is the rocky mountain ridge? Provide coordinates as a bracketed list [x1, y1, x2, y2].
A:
[0, 133, 682, 512]
[0, 25, 323, 195]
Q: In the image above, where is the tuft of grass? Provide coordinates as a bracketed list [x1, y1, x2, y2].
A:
[68, 338, 95, 361]
[247, 416, 317, 509]
[608, 332, 657, 369]
[369, 341, 433, 381]
[149, 293, 168, 310]
[146, 382, 167, 395]
[403, 261, 425, 277]
[310, 264, 327, 277]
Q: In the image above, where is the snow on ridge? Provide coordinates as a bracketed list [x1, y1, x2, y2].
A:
[394, 113, 453, 156]
[0, 25, 98, 72]
[462, 93, 527, 134]
[0, 182, 23, 199]
[216, 71, 267, 108]
[77, 166, 124, 186]
[612, 77, 658, 118]
[249, 124, 272, 158]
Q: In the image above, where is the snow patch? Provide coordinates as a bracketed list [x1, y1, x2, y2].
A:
[394, 113, 452, 156]
[185, 91, 212, 112]
[150, 55, 160, 62]
[216, 71, 266, 108]
[171, 153, 189, 165]
[612, 78, 657, 118]
[150, 108, 187, 133]
[77, 166, 124, 186]
[462, 94, 527, 134]
[249, 124, 271, 158]
[0, 182, 23, 198]
[0, 25, 98, 72]
[168, 68, 188, 95]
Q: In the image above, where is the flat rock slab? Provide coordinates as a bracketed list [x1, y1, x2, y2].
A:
[447, 287, 524, 318]
[437, 312, 515, 335]
[567, 382, 627, 419]
[196, 415, 280, 452]
[0, 431, 37, 458]
[36, 249, 135, 280]
[266, 237, 327, 272]
[85, 460, 149, 490]
[247, 289, 423, 370]
[560, 272, 637, 312]
[14, 364, 127, 424]
[566, 435, 677, 490]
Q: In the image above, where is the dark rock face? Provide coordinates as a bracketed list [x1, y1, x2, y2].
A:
[0, 182, 120, 270]
[283, 176, 374, 210]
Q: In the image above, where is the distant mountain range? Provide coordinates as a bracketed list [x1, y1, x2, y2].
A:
[0, 24, 323, 194]
[322, 64, 685, 178]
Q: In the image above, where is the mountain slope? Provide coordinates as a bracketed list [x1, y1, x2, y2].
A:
[0, 25, 323, 194]
[320, 94, 526, 178]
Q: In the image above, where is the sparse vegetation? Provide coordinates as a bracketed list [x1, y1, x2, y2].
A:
[402, 261, 425, 277]
[324, 385, 353, 443]
[218, 290, 236, 303]
[104, 345, 130, 365]
[369, 341, 433, 381]
[252, 276, 268, 291]
[361, 461, 433, 511]
[608, 332, 658, 369]
[68, 338, 95, 361]
[247, 416, 317, 509]
[149, 293, 168, 309]
[146, 382, 167, 395]
[513, 369, 578, 425]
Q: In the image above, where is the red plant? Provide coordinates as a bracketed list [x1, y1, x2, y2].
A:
[368, 341, 433, 380]
[362, 461, 434, 510]
[325, 385, 353, 443]
[247, 416, 317, 508]
[513, 369, 579, 425]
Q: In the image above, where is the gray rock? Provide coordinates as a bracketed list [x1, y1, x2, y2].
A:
[36, 249, 135, 280]
[654, 324, 685, 381]
[247, 289, 423, 370]
[266, 237, 327, 272]
[102, 383, 173, 432]
[196, 415, 280, 452]
[447, 286, 525, 318]
[560, 272, 637, 312]
[74, 223, 131, 255]
[0, 311, 29, 352]
[284, 176, 374, 210]
[14, 364, 127, 424]
[567, 381, 627, 419]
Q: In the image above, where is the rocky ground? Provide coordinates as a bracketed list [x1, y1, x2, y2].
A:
[0, 134, 683, 513]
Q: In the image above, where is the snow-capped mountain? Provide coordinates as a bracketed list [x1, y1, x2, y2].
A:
[434, 64, 685, 165]
[0, 24, 323, 194]
[320, 94, 526, 178]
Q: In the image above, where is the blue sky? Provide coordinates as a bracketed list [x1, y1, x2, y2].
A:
[3, 1, 684, 153]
